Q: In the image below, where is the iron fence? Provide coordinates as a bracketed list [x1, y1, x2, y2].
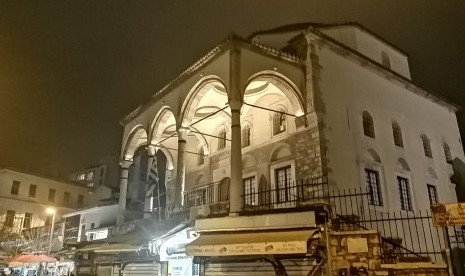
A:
[183, 181, 230, 209]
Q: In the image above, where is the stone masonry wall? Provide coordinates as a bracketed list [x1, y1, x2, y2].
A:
[329, 230, 449, 276]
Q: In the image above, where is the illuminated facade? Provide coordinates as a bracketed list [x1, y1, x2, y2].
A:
[0, 167, 89, 232]
[88, 23, 464, 275]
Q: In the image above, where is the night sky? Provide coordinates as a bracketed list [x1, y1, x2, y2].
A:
[1, 1, 464, 178]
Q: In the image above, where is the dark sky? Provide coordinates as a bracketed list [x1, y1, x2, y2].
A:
[1, 1, 464, 178]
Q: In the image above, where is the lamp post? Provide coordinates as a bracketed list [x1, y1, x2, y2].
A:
[46, 207, 56, 255]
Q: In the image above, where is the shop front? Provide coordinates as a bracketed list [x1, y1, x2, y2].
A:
[158, 227, 199, 276]
[185, 212, 323, 276]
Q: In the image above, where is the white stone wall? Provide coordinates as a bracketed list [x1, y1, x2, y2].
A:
[316, 42, 463, 211]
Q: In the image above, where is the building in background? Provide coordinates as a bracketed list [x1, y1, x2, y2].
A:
[0, 167, 91, 233]
[68, 23, 464, 276]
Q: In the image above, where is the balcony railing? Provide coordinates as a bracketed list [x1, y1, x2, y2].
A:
[183, 181, 230, 209]
[182, 176, 328, 213]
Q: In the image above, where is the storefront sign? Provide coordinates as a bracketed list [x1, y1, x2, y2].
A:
[187, 240, 307, 256]
[159, 228, 198, 261]
[432, 203, 465, 226]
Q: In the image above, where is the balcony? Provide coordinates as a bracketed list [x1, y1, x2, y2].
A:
[182, 176, 328, 220]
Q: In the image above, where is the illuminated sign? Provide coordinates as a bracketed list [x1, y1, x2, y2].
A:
[159, 228, 197, 261]
[187, 241, 307, 256]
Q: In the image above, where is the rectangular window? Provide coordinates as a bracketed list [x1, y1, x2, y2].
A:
[427, 184, 439, 205]
[29, 184, 37, 198]
[275, 165, 292, 203]
[5, 210, 15, 227]
[78, 195, 84, 205]
[11, 181, 20, 195]
[365, 169, 383, 206]
[86, 172, 94, 181]
[23, 213, 32, 229]
[243, 176, 257, 206]
[48, 189, 56, 202]
[77, 174, 85, 181]
[397, 176, 413, 211]
[63, 192, 70, 203]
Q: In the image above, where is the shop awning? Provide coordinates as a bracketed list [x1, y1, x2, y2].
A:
[186, 229, 318, 256]
[94, 243, 141, 253]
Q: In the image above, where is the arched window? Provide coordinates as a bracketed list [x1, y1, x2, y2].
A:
[362, 111, 375, 138]
[381, 51, 391, 69]
[217, 126, 227, 150]
[392, 121, 403, 147]
[421, 134, 432, 158]
[197, 146, 204, 165]
[242, 123, 251, 148]
[443, 142, 452, 163]
[272, 107, 286, 136]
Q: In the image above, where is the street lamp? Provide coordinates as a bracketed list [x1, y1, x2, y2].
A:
[45, 207, 56, 255]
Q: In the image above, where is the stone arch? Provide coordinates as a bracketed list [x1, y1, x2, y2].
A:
[396, 158, 410, 171]
[365, 149, 381, 163]
[180, 76, 228, 127]
[189, 125, 210, 155]
[150, 106, 177, 145]
[270, 143, 292, 162]
[244, 71, 305, 117]
[123, 125, 148, 160]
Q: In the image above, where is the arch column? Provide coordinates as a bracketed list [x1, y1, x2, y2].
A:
[118, 159, 133, 225]
[175, 127, 189, 209]
[229, 39, 243, 215]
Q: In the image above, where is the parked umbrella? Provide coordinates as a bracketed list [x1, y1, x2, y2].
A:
[9, 253, 57, 266]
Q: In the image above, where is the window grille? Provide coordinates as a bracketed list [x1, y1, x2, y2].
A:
[427, 184, 439, 205]
[365, 169, 383, 206]
[392, 121, 403, 147]
[397, 176, 412, 211]
[243, 176, 256, 205]
[275, 165, 292, 203]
